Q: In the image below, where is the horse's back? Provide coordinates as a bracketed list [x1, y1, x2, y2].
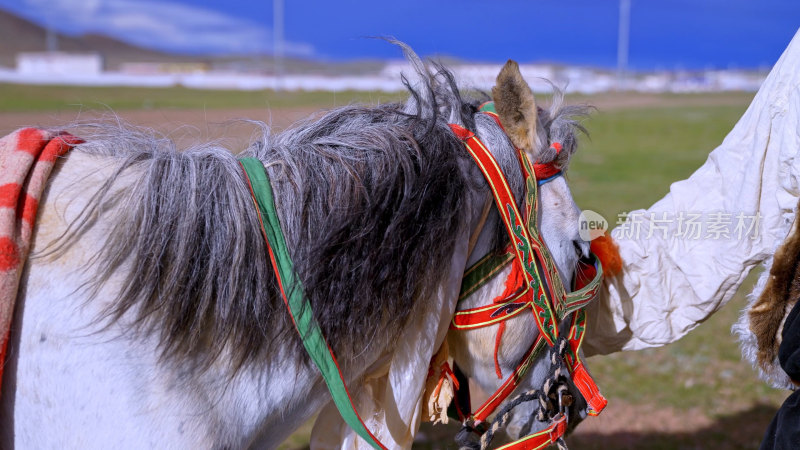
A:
[0, 152, 214, 449]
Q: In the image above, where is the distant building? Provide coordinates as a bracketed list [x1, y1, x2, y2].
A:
[119, 62, 209, 75]
[16, 52, 103, 76]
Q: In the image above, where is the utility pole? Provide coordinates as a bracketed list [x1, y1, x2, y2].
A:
[44, 7, 58, 53]
[617, 0, 631, 89]
[273, 0, 284, 90]
[46, 26, 58, 52]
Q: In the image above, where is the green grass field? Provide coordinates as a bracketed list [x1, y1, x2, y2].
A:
[0, 83, 406, 112]
[4, 84, 784, 448]
[571, 104, 746, 220]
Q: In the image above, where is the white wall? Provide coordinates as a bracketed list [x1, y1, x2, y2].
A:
[16, 52, 103, 76]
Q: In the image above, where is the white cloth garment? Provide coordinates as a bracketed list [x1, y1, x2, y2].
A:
[311, 28, 800, 450]
[585, 28, 800, 355]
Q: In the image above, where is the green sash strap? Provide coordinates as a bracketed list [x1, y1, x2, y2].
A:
[458, 250, 515, 301]
[239, 157, 385, 450]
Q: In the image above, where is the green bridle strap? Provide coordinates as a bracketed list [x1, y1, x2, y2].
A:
[239, 157, 386, 450]
[459, 250, 515, 301]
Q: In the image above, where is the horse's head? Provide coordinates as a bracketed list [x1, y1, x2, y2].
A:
[446, 60, 593, 443]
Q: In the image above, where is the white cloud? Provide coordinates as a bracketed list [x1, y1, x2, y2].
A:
[22, 0, 314, 56]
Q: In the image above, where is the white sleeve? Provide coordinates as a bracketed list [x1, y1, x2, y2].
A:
[584, 28, 800, 356]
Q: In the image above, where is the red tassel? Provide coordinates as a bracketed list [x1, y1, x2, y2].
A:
[493, 256, 523, 304]
[494, 321, 506, 379]
[590, 232, 623, 277]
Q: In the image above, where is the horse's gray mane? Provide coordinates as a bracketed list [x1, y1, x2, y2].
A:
[55, 48, 590, 374]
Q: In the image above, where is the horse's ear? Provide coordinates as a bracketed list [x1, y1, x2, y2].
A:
[492, 60, 538, 153]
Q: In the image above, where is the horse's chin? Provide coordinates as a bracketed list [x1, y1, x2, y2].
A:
[504, 383, 588, 441]
[555, 251, 579, 290]
[562, 237, 593, 288]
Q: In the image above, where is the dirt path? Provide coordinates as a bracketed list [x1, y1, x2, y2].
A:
[573, 91, 755, 111]
[0, 106, 323, 150]
[566, 400, 776, 449]
[413, 400, 775, 449]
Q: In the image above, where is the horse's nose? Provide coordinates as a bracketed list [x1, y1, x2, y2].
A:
[573, 239, 590, 259]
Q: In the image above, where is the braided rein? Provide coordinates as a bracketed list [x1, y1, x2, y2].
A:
[455, 337, 573, 450]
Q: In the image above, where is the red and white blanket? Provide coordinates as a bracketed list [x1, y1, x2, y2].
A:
[0, 128, 82, 397]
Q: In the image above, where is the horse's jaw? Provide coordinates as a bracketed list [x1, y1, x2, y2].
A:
[538, 175, 588, 286]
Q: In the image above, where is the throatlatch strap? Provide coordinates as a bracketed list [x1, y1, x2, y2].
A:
[239, 158, 386, 450]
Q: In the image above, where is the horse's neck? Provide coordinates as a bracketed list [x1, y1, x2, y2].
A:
[5, 149, 484, 448]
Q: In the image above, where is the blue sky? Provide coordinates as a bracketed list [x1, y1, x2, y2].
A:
[1, 0, 798, 69]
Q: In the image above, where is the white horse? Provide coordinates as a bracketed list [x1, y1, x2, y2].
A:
[0, 53, 593, 448]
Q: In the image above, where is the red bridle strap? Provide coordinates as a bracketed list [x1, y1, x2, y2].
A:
[448, 123, 561, 345]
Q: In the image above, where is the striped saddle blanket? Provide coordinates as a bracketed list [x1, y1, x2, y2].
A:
[0, 128, 82, 397]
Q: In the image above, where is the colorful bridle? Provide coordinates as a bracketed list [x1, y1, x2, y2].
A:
[444, 103, 606, 450]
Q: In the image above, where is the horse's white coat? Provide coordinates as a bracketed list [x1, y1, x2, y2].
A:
[0, 71, 591, 450]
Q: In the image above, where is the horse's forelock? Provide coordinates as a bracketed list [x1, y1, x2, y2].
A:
[535, 87, 592, 169]
[397, 46, 483, 133]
